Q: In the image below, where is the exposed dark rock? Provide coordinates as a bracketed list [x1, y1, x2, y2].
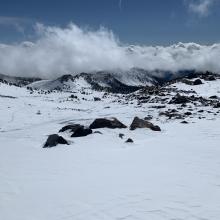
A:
[138, 96, 150, 101]
[181, 121, 188, 124]
[89, 118, 127, 129]
[159, 111, 184, 120]
[151, 105, 166, 109]
[209, 95, 218, 99]
[193, 79, 203, 85]
[151, 125, 161, 131]
[57, 74, 74, 83]
[198, 110, 204, 113]
[181, 79, 194, 85]
[169, 94, 190, 104]
[71, 127, 92, 137]
[36, 110, 41, 115]
[214, 103, 220, 108]
[59, 124, 83, 133]
[119, 133, 125, 139]
[43, 134, 69, 148]
[130, 117, 161, 131]
[201, 73, 216, 81]
[94, 97, 101, 101]
[125, 138, 134, 143]
[94, 131, 103, 134]
[144, 115, 153, 121]
[206, 75, 216, 81]
[69, 94, 78, 99]
[185, 112, 192, 116]
[0, 94, 17, 99]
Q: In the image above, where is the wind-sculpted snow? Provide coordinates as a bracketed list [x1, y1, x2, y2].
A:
[0, 23, 220, 78]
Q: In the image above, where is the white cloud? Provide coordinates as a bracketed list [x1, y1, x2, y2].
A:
[0, 22, 220, 79]
[187, 0, 215, 16]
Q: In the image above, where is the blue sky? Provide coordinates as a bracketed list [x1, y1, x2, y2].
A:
[0, 0, 219, 45]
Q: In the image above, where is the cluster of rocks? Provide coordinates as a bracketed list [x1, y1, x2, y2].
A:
[180, 79, 203, 86]
[122, 73, 220, 123]
[166, 71, 218, 85]
[169, 93, 220, 108]
[43, 117, 161, 148]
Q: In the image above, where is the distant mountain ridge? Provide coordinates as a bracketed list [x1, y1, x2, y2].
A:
[0, 73, 41, 87]
[0, 68, 218, 93]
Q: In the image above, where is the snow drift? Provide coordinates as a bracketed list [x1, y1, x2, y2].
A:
[0, 22, 220, 78]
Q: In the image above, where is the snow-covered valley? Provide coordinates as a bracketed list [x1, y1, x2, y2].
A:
[1, 74, 220, 220]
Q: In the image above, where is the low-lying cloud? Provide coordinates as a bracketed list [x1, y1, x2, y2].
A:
[0, 22, 220, 79]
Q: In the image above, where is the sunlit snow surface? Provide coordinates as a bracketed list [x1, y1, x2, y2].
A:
[1, 79, 220, 220]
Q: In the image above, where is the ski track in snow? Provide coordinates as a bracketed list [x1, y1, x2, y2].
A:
[0, 80, 220, 220]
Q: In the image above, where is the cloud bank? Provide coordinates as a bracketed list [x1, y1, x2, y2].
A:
[0, 22, 220, 79]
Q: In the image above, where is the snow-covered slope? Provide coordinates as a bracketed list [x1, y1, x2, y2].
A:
[1, 74, 220, 220]
[0, 73, 41, 86]
[27, 68, 213, 94]
[28, 72, 143, 93]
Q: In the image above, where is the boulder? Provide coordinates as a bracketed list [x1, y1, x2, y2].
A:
[184, 112, 192, 116]
[69, 94, 78, 99]
[94, 97, 101, 101]
[71, 127, 92, 137]
[119, 133, 125, 139]
[181, 121, 188, 124]
[130, 117, 161, 131]
[125, 138, 134, 143]
[59, 124, 83, 133]
[89, 118, 127, 129]
[43, 134, 69, 148]
[144, 115, 153, 120]
[193, 79, 203, 85]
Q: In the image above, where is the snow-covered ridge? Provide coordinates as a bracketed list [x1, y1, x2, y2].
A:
[28, 72, 143, 93]
[1, 68, 218, 94]
[0, 73, 41, 86]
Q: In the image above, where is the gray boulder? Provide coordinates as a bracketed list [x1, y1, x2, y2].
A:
[89, 118, 127, 129]
[193, 79, 203, 85]
[125, 138, 134, 143]
[130, 117, 161, 131]
[43, 134, 69, 148]
[59, 124, 83, 133]
[71, 127, 92, 137]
